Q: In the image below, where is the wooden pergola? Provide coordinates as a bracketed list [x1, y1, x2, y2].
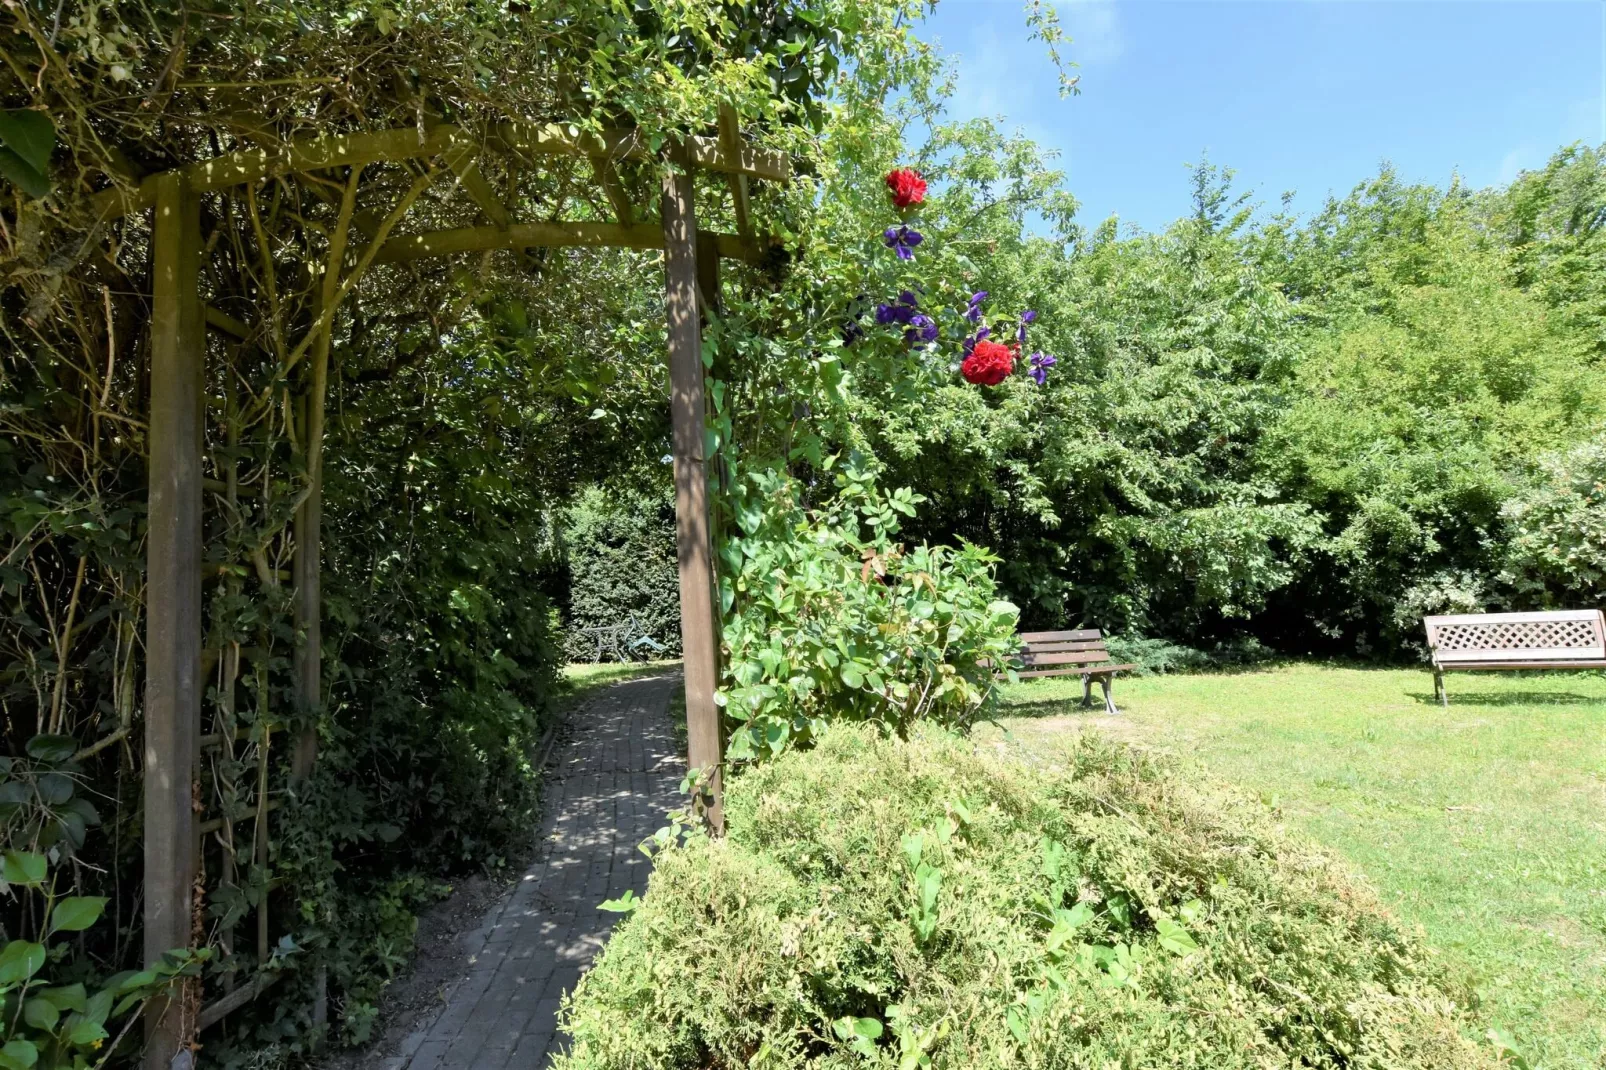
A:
[99, 110, 782, 1067]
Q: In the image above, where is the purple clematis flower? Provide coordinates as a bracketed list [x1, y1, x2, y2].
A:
[877, 290, 919, 326]
[905, 313, 938, 347]
[961, 325, 991, 358]
[883, 225, 924, 260]
[965, 291, 989, 322]
[1017, 309, 1036, 344]
[1028, 351, 1057, 385]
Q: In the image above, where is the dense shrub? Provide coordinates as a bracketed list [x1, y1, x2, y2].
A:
[846, 144, 1606, 657]
[720, 465, 1020, 761]
[556, 723, 1494, 1069]
[563, 486, 683, 661]
[1502, 434, 1606, 604]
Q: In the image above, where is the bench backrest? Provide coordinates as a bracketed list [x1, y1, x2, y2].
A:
[1424, 610, 1606, 665]
[1017, 629, 1113, 671]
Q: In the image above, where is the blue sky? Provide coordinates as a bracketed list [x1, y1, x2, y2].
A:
[916, 1, 1606, 232]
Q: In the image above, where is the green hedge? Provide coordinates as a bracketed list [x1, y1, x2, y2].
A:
[555, 724, 1493, 1069]
[563, 486, 682, 661]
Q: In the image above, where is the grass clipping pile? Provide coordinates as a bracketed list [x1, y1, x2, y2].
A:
[555, 724, 1493, 1069]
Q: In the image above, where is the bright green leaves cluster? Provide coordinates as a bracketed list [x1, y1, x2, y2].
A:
[0, 848, 204, 1070]
[718, 461, 1019, 763]
[1501, 435, 1606, 601]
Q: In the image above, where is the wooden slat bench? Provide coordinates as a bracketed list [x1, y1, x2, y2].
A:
[1423, 609, 1606, 706]
[1006, 630, 1138, 715]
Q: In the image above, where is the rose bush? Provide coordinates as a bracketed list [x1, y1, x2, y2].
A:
[717, 462, 1020, 764]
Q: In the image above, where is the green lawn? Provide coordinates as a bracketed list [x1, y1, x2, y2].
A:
[988, 664, 1606, 1069]
[560, 659, 682, 695]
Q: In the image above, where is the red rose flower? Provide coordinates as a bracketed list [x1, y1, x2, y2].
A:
[961, 340, 1016, 386]
[885, 168, 927, 210]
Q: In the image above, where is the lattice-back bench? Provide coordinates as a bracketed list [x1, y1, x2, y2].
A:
[1423, 609, 1606, 705]
[1003, 630, 1137, 715]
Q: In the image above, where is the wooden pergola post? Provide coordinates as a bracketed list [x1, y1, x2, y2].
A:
[144, 171, 204, 1070]
[109, 116, 782, 1037]
[662, 156, 723, 829]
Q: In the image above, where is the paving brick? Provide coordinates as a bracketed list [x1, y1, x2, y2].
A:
[390, 673, 682, 1069]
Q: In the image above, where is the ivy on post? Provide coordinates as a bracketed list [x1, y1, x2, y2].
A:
[662, 150, 724, 831]
[144, 170, 204, 1070]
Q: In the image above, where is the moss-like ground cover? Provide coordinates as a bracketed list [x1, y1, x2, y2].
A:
[558, 721, 1495, 1069]
[990, 664, 1606, 1068]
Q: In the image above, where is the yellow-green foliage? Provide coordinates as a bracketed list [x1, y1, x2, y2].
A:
[555, 724, 1494, 1069]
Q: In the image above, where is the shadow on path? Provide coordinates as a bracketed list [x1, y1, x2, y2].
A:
[381, 672, 683, 1070]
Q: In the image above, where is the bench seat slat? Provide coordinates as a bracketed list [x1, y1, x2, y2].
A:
[1016, 663, 1137, 680]
[1021, 640, 1109, 653]
[1019, 629, 1102, 642]
[1441, 659, 1606, 671]
[1021, 650, 1117, 667]
[1437, 646, 1605, 663]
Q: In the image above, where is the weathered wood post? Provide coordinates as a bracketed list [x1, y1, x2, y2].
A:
[662, 154, 724, 829]
[695, 230, 726, 680]
[145, 170, 204, 1070]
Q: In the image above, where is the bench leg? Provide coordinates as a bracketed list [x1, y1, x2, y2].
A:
[1081, 674, 1094, 709]
[1433, 668, 1447, 708]
[1099, 674, 1116, 716]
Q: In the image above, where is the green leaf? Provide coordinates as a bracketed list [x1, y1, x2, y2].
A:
[0, 941, 45, 985]
[64, 1016, 108, 1048]
[3, 850, 48, 886]
[49, 896, 108, 933]
[39, 984, 87, 1014]
[22, 996, 58, 1032]
[0, 1039, 38, 1070]
[37, 772, 73, 805]
[1006, 1005, 1028, 1047]
[0, 110, 53, 199]
[597, 889, 639, 913]
[1154, 915, 1198, 955]
[24, 734, 77, 764]
[83, 987, 113, 1025]
[986, 599, 1019, 621]
[831, 1015, 882, 1056]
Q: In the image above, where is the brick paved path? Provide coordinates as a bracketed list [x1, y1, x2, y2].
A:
[386, 673, 683, 1069]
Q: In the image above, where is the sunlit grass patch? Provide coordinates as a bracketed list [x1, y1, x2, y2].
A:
[990, 664, 1606, 1068]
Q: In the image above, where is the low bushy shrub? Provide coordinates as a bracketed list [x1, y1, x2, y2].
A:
[556, 723, 1493, 1069]
[1100, 633, 1276, 675]
[720, 465, 1020, 762]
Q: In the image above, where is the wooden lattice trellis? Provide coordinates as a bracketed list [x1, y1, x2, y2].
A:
[98, 107, 784, 1068]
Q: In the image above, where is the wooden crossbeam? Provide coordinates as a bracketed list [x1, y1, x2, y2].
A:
[93, 123, 788, 220]
[368, 221, 761, 264]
